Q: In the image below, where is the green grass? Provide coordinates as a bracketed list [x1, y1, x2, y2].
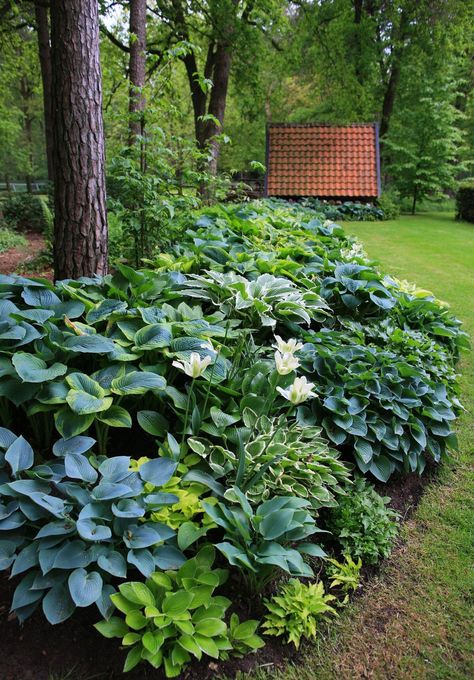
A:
[240, 212, 474, 680]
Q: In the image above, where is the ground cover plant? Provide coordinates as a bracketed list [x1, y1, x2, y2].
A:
[0, 200, 468, 677]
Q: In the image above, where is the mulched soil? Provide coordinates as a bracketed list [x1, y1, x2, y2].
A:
[0, 231, 52, 278]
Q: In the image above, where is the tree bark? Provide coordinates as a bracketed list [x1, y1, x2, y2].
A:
[34, 2, 54, 182]
[128, 0, 147, 147]
[50, 0, 108, 280]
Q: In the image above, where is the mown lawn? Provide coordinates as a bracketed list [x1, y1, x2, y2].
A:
[242, 212, 474, 680]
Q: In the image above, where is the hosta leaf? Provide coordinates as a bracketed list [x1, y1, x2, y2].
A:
[12, 353, 67, 383]
[64, 453, 98, 484]
[98, 550, 127, 578]
[119, 581, 155, 607]
[5, 435, 34, 474]
[66, 391, 113, 415]
[76, 519, 112, 542]
[137, 410, 168, 436]
[53, 436, 96, 457]
[66, 373, 104, 397]
[97, 405, 132, 428]
[54, 409, 95, 438]
[110, 371, 166, 395]
[127, 548, 155, 577]
[133, 324, 172, 350]
[86, 299, 128, 324]
[162, 590, 194, 615]
[94, 616, 129, 638]
[68, 568, 103, 607]
[63, 335, 116, 354]
[138, 457, 177, 486]
[22, 286, 61, 308]
[42, 583, 76, 624]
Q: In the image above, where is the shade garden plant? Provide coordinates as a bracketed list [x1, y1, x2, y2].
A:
[0, 199, 468, 677]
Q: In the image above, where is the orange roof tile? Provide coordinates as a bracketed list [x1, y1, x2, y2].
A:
[265, 123, 380, 198]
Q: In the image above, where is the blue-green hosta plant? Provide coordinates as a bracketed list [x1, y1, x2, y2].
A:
[298, 328, 461, 480]
[95, 546, 264, 676]
[202, 488, 326, 590]
[262, 578, 336, 648]
[0, 429, 186, 624]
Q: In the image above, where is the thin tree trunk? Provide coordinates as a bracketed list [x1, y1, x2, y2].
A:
[412, 187, 418, 215]
[50, 0, 108, 280]
[380, 11, 409, 140]
[34, 2, 54, 182]
[203, 43, 232, 175]
[128, 0, 147, 151]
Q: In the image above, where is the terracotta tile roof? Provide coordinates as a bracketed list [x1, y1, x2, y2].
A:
[266, 123, 380, 198]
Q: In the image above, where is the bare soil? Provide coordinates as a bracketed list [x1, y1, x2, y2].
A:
[0, 231, 52, 278]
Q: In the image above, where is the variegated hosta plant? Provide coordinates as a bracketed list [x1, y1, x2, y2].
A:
[187, 411, 350, 511]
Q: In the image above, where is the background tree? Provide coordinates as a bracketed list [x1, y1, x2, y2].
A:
[50, 0, 108, 278]
[384, 65, 464, 213]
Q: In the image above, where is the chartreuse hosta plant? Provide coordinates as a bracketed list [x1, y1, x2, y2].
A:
[0, 429, 186, 623]
[326, 554, 362, 604]
[95, 546, 264, 676]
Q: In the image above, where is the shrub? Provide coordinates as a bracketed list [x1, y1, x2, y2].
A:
[1, 193, 49, 232]
[302, 198, 385, 221]
[262, 578, 336, 648]
[455, 182, 474, 223]
[376, 192, 400, 220]
[326, 478, 400, 565]
[0, 227, 27, 254]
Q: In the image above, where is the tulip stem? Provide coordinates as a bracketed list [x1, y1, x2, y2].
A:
[181, 378, 195, 453]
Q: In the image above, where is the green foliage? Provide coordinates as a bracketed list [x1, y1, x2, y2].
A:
[326, 554, 362, 604]
[376, 192, 400, 220]
[1, 193, 49, 233]
[0, 227, 27, 254]
[94, 546, 263, 676]
[262, 578, 336, 649]
[456, 182, 474, 223]
[327, 478, 400, 566]
[0, 429, 185, 624]
[384, 68, 465, 213]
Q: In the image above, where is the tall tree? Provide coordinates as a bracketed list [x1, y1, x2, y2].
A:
[128, 0, 147, 147]
[50, 0, 108, 279]
[34, 1, 53, 181]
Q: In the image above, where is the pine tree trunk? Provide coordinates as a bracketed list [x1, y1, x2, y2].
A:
[128, 0, 147, 149]
[35, 2, 54, 183]
[50, 0, 108, 280]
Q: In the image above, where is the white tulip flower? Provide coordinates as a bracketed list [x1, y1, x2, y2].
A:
[273, 335, 304, 355]
[274, 350, 300, 375]
[276, 376, 317, 405]
[172, 352, 213, 378]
